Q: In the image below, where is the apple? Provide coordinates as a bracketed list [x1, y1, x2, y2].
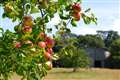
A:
[4, 3, 13, 12]
[39, 32, 46, 38]
[47, 48, 53, 54]
[72, 12, 81, 21]
[23, 16, 33, 26]
[23, 26, 32, 33]
[24, 40, 33, 47]
[23, 15, 32, 22]
[45, 37, 55, 48]
[45, 61, 53, 70]
[44, 52, 52, 60]
[38, 41, 46, 48]
[72, 3, 81, 13]
[15, 42, 21, 48]
[23, 21, 33, 27]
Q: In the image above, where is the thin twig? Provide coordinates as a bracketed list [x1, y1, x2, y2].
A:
[66, 18, 72, 27]
[40, 9, 46, 34]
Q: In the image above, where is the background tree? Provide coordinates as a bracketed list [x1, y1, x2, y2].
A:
[77, 35, 105, 48]
[53, 34, 90, 71]
[60, 46, 90, 72]
[109, 38, 120, 68]
[97, 30, 119, 48]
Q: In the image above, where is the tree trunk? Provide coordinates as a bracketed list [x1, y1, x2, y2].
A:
[73, 67, 78, 72]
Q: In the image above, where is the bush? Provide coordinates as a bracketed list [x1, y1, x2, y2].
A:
[58, 45, 90, 69]
[109, 38, 120, 68]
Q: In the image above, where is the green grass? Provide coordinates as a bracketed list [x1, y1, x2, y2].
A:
[10, 68, 120, 80]
[44, 68, 120, 80]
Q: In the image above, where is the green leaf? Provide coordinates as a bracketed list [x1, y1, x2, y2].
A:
[44, 15, 49, 23]
[65, 28, 71, 33]
[71, 19, 77, 27]
[47, 28, 52, 33]
[2, 13, 7, 18]
[84, 8, 91, 13]
[30, 6, 39, 14]
[0, 27, 3, 32]
[59, 14, 70, 20]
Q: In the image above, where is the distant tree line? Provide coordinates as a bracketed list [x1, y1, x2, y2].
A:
[53, 30, 120, 69]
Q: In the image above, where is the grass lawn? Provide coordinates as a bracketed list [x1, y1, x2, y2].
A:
[10, 68, 120, 80]
[44, 68, 120, 80]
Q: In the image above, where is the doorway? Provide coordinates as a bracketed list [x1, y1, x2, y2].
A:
[94, 60, 102, 67]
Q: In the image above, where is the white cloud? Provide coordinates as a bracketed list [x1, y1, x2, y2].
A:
[71, 27, 97, 35]
[112, 19, 120, 29]
[111, 18, 120, 34]
[49, 13, 60, 25]
[95, 18, 120, 34]
[71, 17, 120, 35]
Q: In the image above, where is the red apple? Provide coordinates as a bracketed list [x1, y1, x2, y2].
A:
[44, 52, 52, 60]
[72, 12, 81, 21]
[38, 41, 46, 48]
[23, 21, 33, 27]
[15, 42, 21, 48]
[39, 32, 46, 38]
[47, 48, 53, 54]
[23, 26, 32, 33]
[45, 37, 55, 48]
[23, 16, 33, 26]
[45, 61, 53, 70]
[72, 3, 81, 12]
[23, 15, 32, 22]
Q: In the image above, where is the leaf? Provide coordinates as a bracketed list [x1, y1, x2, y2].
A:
[64, 50, 69, 55]
[47, 28, 52, 33]
[84, 8, 91, 13]
[65, 28, 71, 33]
[52, 54, 59, 60]
[59, 14, 70, 20]
[71, 19, 77, 27]
[2, 13, 7, 18]
[0, 27, 3, 32]
[30, 5, 39, 14]
[44, 15, 49, 23]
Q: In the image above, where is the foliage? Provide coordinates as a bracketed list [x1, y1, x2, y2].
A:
[109, 38, 120, 68]
[0, 0, 97, 80]
[59, 45, 90, 68]
[54, 36, 90, 69]
[97, 30, 120, 48]
[0, 29, 16, 80]
[0, 29, 52, 80]
[77, 35, 105, 48]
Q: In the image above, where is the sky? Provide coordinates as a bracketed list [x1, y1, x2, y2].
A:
[0, 0, 120, 35]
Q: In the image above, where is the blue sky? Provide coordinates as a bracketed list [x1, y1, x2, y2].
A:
[0, 0, 120, 35]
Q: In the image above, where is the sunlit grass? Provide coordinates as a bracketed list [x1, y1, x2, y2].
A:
[44, 68, 120, 80]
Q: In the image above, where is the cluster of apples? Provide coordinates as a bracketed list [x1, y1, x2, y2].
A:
[71, 3, 82, 21]
[22, 16, 33, 34]
[14, 16, 34, 48]
[14, 15, 54, 70]
[38, 32, 54, 70]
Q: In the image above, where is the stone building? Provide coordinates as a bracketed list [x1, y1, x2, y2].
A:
[85, 48, 111, 68]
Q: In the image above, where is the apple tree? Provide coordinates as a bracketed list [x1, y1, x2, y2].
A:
[0, 0, 97, 80]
